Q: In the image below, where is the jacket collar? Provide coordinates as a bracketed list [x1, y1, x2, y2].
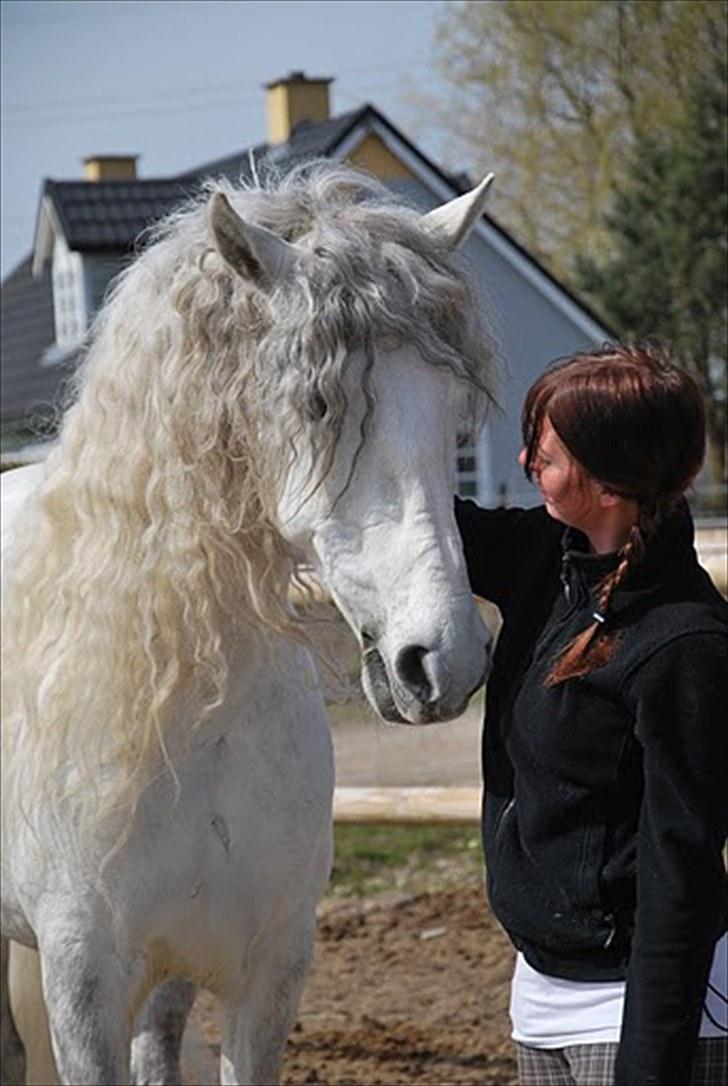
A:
[559, 501, 695, 617]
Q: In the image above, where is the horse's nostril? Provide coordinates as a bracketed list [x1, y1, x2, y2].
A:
[394, 644, 432, 703]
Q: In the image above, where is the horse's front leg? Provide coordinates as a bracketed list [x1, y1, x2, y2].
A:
[37, 918, 134, 1085]
[1, 936, 27, 1086]
[7, 940, 59, 1085]
[130, 977, 196, 1086]
[219, 915, 316, 1086]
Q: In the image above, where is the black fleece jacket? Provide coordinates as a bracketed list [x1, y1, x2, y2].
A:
[455, 498, 727, 1086]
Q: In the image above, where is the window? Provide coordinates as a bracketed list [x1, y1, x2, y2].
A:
[52, 248, 86, 351]
[455, 433, 478, 499]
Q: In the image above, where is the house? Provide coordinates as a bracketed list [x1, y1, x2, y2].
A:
[1, 72, 613, 504]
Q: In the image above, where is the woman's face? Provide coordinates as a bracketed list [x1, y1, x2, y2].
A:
[518, 416, 602, 532]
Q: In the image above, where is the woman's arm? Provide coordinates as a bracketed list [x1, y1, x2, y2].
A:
[616, 630, 728, 1086]
[454, 498, 559, 608]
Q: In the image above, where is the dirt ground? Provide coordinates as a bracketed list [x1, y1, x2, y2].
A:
[185, 879, 518, 1086]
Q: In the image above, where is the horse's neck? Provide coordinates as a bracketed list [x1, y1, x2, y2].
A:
[171, 617, 317, 733]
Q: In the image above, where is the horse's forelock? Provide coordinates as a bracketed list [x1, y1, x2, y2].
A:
[138, 160, 496, 473]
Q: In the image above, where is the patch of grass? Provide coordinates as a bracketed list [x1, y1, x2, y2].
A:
[328, 822, 483, 898]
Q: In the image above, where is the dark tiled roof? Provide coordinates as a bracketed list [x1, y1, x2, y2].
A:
[44, 178, 198, 251]
[36, 109, 368, 257]
[180, 107, 367, 186]
[0, 256, 75, 425]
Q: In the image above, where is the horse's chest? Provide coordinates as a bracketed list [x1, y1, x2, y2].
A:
[122, 711, 334, 939]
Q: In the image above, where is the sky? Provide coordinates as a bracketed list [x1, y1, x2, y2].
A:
[1, 0, 449, 278]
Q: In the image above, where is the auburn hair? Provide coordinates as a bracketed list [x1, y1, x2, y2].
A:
[521, 344, 706, 686]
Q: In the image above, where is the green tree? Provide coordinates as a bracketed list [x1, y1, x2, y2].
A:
[575, 61, 727, 496]
[423, 0, 726, 282]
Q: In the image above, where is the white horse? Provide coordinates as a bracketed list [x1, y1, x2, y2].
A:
[1, 162, 497, 1085]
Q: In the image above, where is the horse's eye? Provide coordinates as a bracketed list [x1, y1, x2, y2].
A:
[309, 392, 328, 422]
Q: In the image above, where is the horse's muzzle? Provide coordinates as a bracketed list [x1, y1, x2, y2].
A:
[361, 639, 491, 726]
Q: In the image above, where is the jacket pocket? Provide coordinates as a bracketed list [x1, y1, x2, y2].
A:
[488, 812, 617, 955]
[577, 823, 606, 909]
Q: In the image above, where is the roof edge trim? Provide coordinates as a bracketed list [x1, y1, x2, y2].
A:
[32, 194, 65, 278]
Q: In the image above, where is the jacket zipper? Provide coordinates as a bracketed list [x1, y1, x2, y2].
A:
[530, 559, 584, 664]
[560, 555, 572, 603]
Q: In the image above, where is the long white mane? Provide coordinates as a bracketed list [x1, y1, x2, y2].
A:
[1, 161, 498, 834]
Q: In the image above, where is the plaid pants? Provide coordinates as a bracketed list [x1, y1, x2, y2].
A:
[516, 1037, 727, 1085]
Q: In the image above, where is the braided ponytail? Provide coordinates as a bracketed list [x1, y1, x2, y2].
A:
[546, 508, 658, 686]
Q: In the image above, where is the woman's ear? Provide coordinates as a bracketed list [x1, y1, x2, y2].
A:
[595, 485, 623, 509]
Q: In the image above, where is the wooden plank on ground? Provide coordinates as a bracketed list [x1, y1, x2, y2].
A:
[333, 786, 481, 823]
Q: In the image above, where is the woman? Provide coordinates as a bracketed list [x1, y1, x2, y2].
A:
[456, 345, 726, 1086]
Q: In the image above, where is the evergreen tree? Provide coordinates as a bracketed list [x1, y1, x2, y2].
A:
[576, 61, 727, 499]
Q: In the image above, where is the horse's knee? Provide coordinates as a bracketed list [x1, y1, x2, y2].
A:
[38, 935, 132, 1085]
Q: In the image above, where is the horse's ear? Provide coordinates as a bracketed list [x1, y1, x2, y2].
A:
[420, 173, 494, 251]
[209, 192, 298, 286]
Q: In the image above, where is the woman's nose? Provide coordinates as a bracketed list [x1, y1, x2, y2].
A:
[518, 447, 527, 468]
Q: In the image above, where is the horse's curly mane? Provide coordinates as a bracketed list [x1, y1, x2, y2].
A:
[1, 160, 498, 836]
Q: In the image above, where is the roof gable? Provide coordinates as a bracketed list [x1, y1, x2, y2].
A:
[329, 107, 614, 341]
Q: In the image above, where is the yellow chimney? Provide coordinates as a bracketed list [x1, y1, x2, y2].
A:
[83, 155, 138, 182]
[265, 71, 332, 145]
